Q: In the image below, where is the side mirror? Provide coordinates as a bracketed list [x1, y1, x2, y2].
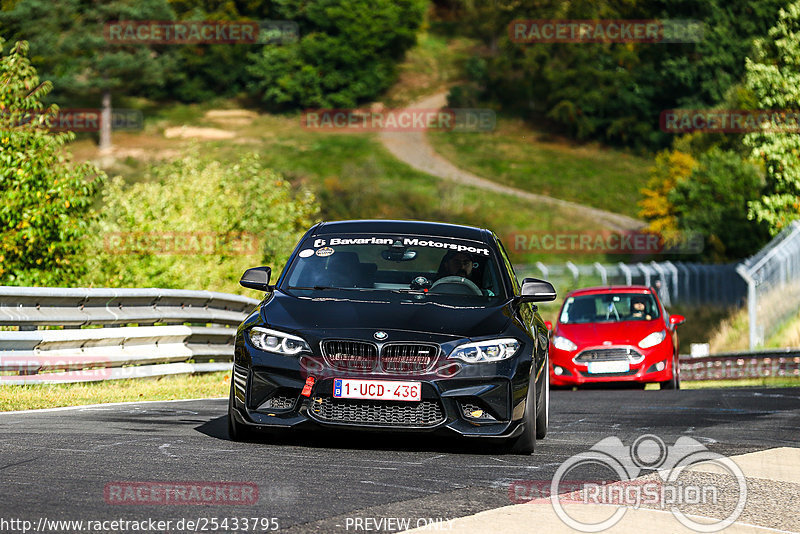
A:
[519, 278, 557, 303]
[240, 266, 272, 291]
[545, 320, 553, 331]
[669, 314, 685, 326]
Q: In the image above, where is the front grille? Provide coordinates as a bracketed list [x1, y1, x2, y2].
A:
[575, 347, 643, 363]
[310, 396, 445, 427]
[381, 344, 437, 373]
[579, 369, 639, 377]
[323, 340, 378, 371]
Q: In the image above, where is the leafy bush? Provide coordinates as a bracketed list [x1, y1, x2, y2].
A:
[248, 0, 426, 108]
[82, 152, 319, 293]
[0, 40, 106, 286]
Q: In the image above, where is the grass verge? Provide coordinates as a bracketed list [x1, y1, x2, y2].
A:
[679, 377, 800, 389]
[428, 117, 652, 218]
[0, 372, 230, 412]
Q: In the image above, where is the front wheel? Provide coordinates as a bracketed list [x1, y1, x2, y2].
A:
[536, 363, 549, 439]
[508, 373, 537, 455]
[228, 382, 258, 441]
[659, 355, 681, 390]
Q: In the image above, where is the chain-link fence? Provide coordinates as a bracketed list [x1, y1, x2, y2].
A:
[515, 221, 800, 350]
[736, 221, 800, 349]
[515, 260, 746, 308]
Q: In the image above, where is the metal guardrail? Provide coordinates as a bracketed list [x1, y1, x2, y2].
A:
[2, 286, 796, 385]
[0, 287, 259, 384]
[679, 348, 800, 381]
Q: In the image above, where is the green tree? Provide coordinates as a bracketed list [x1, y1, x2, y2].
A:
[0, 0, 175, 149]
[0, 40, 106, 285]
[670, 148, 770, 261]
[743, 1, 800, 234]
[83, 152, 318, 293]
[247, 0, 426, 108]
[453, 0, 785, 150]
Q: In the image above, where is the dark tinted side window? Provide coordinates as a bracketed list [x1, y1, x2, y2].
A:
[495, 236, 520, 295]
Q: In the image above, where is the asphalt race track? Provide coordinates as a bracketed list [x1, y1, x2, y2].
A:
[1, 388, 798, 533]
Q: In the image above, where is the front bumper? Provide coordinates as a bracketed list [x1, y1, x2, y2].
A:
[549, 343, 674, 386]
[231, 333, 534, 439]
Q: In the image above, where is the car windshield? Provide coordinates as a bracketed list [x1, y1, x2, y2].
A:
[281, 234, 506, 301]
[560, 293, 660, 324]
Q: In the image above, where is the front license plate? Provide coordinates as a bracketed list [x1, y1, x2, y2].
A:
[333, 379, 421, 401]
[587, 361, 630, 374]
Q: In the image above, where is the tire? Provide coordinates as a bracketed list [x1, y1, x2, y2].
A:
[508, 371, 537, 455]
[659, 355, 681, 390]
[535, 363, 549, 439]
[228, 382, 257, 441]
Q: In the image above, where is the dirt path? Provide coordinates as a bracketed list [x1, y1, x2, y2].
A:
[378, 92, 644, 231]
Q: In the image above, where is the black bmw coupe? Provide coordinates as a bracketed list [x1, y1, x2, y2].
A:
[228, 220, 556, 453]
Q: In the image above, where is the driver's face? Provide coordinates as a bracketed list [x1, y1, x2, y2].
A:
[446, 254, 473, 277]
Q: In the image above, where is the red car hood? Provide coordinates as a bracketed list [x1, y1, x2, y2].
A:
[556, 320, 664, 347]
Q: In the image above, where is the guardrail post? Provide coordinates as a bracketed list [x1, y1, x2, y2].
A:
[618, 263, 632, 286]
[535, 262, 549, 280]
[736, 264, 758, 350]
[565, 261, 580, 284]
[593, 262, 607, 285]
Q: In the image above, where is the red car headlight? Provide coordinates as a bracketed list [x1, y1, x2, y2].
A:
[638, 330, 666, 349]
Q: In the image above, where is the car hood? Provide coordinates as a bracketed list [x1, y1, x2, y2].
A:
[259, 290, 513, 340]
[556, 320, 664, 347]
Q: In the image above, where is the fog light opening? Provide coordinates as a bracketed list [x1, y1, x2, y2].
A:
[461, 403, 496, 421]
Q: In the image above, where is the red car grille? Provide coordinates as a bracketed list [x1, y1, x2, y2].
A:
[574, 347, 644, 363]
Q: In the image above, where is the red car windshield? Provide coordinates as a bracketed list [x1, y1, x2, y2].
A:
[560, 293, 660, 324]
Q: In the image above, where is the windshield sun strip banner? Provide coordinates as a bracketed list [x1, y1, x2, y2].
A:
[308, 236, 491, 256]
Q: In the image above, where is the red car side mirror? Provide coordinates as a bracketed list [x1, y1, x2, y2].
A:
[545, 320, 553, 331]
[669, 314, 685, 326]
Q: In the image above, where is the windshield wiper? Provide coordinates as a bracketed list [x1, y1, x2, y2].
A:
[286, 286, 367, 291]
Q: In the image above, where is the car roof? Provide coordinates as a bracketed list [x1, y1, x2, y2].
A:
[566, 285, 654, 297]
[311, 219, 491, 242]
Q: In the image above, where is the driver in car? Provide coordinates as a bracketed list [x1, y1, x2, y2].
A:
[630, 296, 652, 320]
[437, 251, 474, 280]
